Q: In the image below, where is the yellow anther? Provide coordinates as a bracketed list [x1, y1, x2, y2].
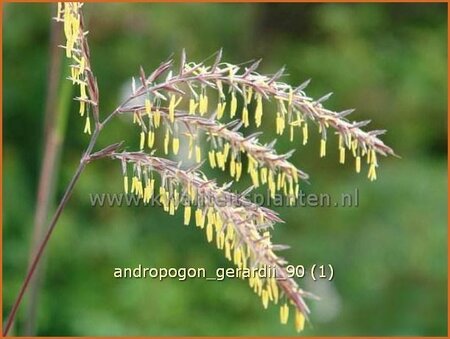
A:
[242, 106, 249, 127]
[320, 139, 326, 157]
[123, 176, 129, 194]
[140, 131, 145, 150]
[184, 205, 191, 225]
[230, 91, 237, 118]
[83, 116, 91, 135]
[295, 310, 305, 332]
[173, 137, 180, 155]
[356, 155, 361, 173]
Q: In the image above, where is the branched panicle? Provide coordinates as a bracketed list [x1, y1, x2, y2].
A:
[55, 2, 99, 133]
[45, 2, 396, 334]
[113, 151, 311, 330]
[122, 53, 395, 182]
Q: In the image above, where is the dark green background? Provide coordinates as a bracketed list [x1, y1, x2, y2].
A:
[3, 3, 447, 336]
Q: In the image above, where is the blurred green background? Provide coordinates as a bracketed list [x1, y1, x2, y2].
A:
[3, 3, 447, 336]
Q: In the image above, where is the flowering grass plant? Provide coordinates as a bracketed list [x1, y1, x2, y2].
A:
[4, 3, 395, 335]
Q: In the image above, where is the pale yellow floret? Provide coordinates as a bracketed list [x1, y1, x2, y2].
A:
[226, 224, 235, 241]
[339, 147, 346, 164]
[79, 101, 85, 116]
[131, 176, 136, 194]
[371, 149, 378, 166]
[302, 123, 308, 145]
[356, 155, 361, 173]
[150, 179, 155, 197]
[206, 222, 213, 242]
[195, 208, 203, 228]
[147, 130, 155, 148]
[271, 278, 279, 304]
[255, 93, 263, 127]
[188, 136, 193, 159]
[71, 66, 78, 84]
[268, 171, 276, 199]
[217, 101, 226, 119]
[246, 86, 253, 103]
[295, 309, 305, 332]
[164, 129, 170, 155]
[320, 139, 326, 158]
[288, 88, 293, 106]
[249, 276, 255, 289]
[209, 150, 217, 168]
[80, 81, 87, 99]
[140, 131, 145, 150]
[83, 116, 91, 135]
[260, 167, 268, 184]
[215, 212, 223, 232]
[56, 2, 63, 21]
[143, 179, 154, 204]
[216, 151, 225, 170]
[207, 207, 215, 225]
[173, 137, 180, 155]
[351, 139, 358, 157]
[168, 95, 176, 123]
[159, 186, 165, 202]
[290, 125, 294, 142]
[235, 161, 242, 181]
[169, 199, 175, 215]
[233, 247, 242, 267]
[154, 109, 161, 128]
[338, 134, 344, 148]
[189, 98, 198, 115]
[288, 180, 294, 199]
[291, 166, 298, 183]
[223, 142, 230, 160]
[242, 106, 249, 127]
[250, 168, 259, 187]
[216, 80, 225, 99]
[216, 231, 225, 250]
[368, 163, 377, 181]
[199, 93, 208, 115]
[277, 172, 282, 191]
[173, 190, 179, 205]
[145, 98, 152, 116]
[224, 241, 232, 260]
[280, 303, 289, 324]
[79, 56, 85, 73]
[278, 98, 287, 114]
[230, 91, 237, 118]
[131, 177, 138, 196]
[137, 177, 143, 197]
[164, 192, 170, 211]
[123, 176, 129, 194]
[367, 148, 372, 164]
[133, 112, 141, 126]
[277, 112, 286, 135]
[262, 290, 269, 309]
[267, 283, 273, 301]
[230, 156, 236, 177]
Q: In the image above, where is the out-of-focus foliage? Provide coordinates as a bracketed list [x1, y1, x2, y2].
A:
[3, 3, 447, 336]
